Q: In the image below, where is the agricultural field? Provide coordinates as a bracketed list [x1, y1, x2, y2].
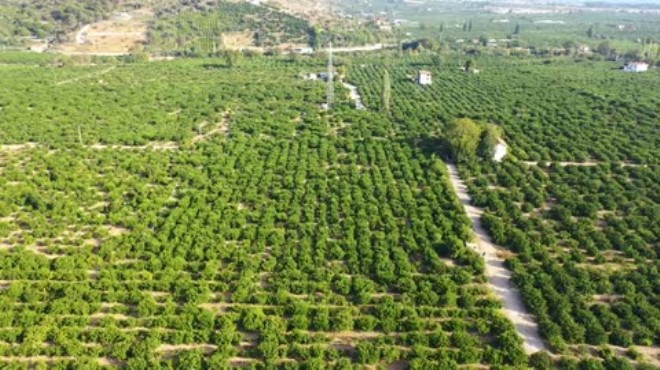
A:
[148, 2, 312, 55]
[0, 0, 122, 43]
[52, 9, 153, 56]
[466, 161, 659, 362]
[0, 0, 383, 56]
[349, 54, 659, 367]
[350, 57, 658, 164]
[0, 57, 527, 368]
[345, 0, 660, 52]
[0, 1, 658, 368]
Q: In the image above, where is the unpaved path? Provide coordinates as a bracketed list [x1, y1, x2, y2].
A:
[320, 43, 395, 53]
[76, 25, 92, 45]
[191, 110, 231, 144]
[342, 82, 366, 110]
[522, 161, 647, 168]
[89, 141, 179, 151]
[0, 143, 38, 152]
[445, 163, 547, 354]
[156, 344, 217, 352]
[56, 66, 116, 86]
[57, 10, 151, 56]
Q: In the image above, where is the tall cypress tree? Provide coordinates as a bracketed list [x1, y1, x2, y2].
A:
[382, 70, 391, 113]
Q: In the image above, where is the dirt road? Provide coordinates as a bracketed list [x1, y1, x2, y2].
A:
[55, 66, 116, 86]
[76, 25, 92, 45]
[342, 82, 365, 110]
[522, 161, 647, 168]
[320, 43, 395, 53]
[446, 163, 547, 354]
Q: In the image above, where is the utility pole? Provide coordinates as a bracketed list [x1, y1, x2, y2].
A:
[77, 125, 84, 146]
[326, 41, 334, 110]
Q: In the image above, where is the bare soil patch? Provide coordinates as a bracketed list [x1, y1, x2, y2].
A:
[523, 161, 647, 168]
[55, 10, 153, 55]
[89, 142, 179, 151]
[56, 66, 116, 86]
[266, 0, 336, 23]
[592, 294, 623, 304]
[103, 225, 129, 237]
[0, 356, 75, 363]
[0, 143, 38, 152]
[156, 344, 217, 358]
[222, 31, 254, 50]
[192, 110, 232, 144]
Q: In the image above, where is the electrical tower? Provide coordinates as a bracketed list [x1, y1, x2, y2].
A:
[326, 42, 334, 110]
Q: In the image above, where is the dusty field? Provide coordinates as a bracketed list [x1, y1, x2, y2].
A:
[54, 9, 153, 55]
[265, 0, 337, 23]
[221, 31, 255, 50]
[220, 31, 309, 52]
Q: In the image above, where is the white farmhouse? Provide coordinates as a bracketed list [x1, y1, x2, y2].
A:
[624, 62, 649, 72]
[418, 70, 432, 85]
[493, 139, 508, 162]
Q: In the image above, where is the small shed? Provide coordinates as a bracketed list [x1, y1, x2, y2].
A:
[623, 62, 649, 73]
[418, 70, 432, 85]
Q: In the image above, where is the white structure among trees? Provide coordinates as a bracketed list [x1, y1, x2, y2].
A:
[493, 139, 508, 162]
[624, 62, 649, 72]
[418, 70, 432, 85]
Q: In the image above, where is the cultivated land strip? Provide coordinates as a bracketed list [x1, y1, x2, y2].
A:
[445, 163, 548, 354]
[522, 160, 648, 168]
[319, 43, 395, 53]
[55, 66, 116, 86]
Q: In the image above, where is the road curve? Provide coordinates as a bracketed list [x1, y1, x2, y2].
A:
[445, 163, 548, 354]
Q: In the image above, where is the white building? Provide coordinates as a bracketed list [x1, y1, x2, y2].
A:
[293, 47, 314, 55]
[624, 62, 649, 72]
[577, 44, 591, 53]
[302, 73, 318, 81]
[418, 70, 432, 85]
[493, 139, 508, 162]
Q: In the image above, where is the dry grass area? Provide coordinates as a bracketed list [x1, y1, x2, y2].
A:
[89, 142, 180, 151]
[54, 9, 153, 55]
[103, 225, 130, 237]
[592, 294, 623, 304]
[569, 344, 660, 368]
[0, 143, 38, 152]
[191, 110, 232, 144]
[0, 356, 121, 366]
[632, 346, 660, 367]
[265, 0, 337, 23]
[0, 356, 75, 363]
[220, 31, 310, 52]
[221, 31, 255, 50]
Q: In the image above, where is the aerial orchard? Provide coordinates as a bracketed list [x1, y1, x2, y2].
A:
[0, 57, 527, 368]
[349, 54, 658, 367]
[349, 57, 658, 164]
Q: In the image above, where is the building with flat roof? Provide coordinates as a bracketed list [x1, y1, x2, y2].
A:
[418, 70, 432, 85]
[624, 62, 649, 73]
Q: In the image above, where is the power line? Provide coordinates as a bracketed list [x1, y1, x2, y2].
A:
[326, 41, 334, 110]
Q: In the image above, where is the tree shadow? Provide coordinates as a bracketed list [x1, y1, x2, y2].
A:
[201, 64, 230, 70]
[401, 135, 452, 161]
